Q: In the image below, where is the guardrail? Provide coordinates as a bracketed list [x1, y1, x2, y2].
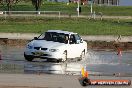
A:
[0, 11, 104, 20]
[0, 11, 61, 19]
[0, 11, 132, 20]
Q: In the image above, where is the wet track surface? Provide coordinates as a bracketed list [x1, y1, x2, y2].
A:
[0, 45, 132, 76]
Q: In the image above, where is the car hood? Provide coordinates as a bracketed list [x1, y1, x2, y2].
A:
[30, 40, 65, 49]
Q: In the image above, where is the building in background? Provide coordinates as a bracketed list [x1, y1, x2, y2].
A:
[89, 0, 132, 6]
[90, 0, 119, 6]
[119, 0, 132, 6]
[47, 0, 132, 6]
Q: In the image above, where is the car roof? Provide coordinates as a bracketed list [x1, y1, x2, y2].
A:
[47, 30, 77, 35]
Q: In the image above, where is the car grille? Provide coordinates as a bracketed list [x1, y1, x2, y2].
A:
[34, 47, 48, 50]
[32, 52, 49, 56]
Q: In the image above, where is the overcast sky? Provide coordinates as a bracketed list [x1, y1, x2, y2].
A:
[120, 0, 132, 6]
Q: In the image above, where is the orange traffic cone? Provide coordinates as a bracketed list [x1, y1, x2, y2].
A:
[84, 71, 89, 78]
[117, 48, 122, 56]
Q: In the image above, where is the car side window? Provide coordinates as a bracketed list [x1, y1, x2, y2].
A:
[70, 34, 82, 44]
[74, 34, 82, 43]
[44, 32, 52, 41]
[74, 34, 81, 40]
[70, 35, 76, 44]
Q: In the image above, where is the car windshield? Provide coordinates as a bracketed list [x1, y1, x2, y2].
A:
[38, 32, 69, 43]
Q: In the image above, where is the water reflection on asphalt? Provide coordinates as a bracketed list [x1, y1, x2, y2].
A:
[0, 45, 132, 76]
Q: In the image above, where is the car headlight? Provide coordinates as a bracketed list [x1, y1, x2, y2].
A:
[27, 45, 33, 49]
[49, 49, 59, 52]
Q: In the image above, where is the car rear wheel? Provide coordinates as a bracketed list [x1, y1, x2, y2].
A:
[24, 53, 34, 61]
[62, 51, 67, 62]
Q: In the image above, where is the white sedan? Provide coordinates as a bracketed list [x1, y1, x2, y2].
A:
[24, 30, 87, 62]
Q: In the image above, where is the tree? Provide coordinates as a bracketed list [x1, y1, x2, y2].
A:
[0, 0, 20, 12]
[31, 0, 42, 11]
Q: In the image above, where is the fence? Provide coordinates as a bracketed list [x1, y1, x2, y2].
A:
[0, 11, 61, 20]
[0, 10, 111, 20]
[0, 11, 131, 20]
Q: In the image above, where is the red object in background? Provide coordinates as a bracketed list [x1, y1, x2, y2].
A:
[117, 48, 122, 64]
[117, 48, 122, 56]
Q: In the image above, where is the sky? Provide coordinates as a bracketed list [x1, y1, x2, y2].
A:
[120, 0, 132, 6]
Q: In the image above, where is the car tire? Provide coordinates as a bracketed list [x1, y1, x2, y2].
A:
[24, 53, 34, 61]
[62, 51, 67, 62]
[80, 50, 85, 61]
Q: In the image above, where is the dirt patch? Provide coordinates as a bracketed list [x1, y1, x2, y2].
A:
[87, 41, 132, 50]
[0, 39, 132, 50]
[0, 39, 29, 46]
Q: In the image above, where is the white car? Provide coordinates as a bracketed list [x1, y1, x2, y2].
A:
[24, 30, 87, 62]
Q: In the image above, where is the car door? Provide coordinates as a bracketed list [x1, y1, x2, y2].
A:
[67, 34, 83, 58]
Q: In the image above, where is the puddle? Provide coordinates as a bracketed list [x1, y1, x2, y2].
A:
[85, 50, 132, 75]
[0, 45, 132, 76]
[24, 62, 83, 75]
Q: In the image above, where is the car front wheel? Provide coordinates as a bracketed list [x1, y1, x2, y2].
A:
[24, 53, 34, 61]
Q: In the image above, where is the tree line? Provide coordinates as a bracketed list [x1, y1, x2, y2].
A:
[0, 0, 42, 12]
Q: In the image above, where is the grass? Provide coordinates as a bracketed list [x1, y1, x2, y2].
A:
[0, 2, 132, 35]
[1, 2, 132, 16]
[0, 18, 132, 36]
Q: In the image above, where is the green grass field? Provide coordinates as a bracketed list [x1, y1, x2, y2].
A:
[0, 18, 132, 36]
[0, 2, 132, 35]
[0, 2, 132, 16]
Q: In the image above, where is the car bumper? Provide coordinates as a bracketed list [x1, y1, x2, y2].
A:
[24, 49, 63, 60]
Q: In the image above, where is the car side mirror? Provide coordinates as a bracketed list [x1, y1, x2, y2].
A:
[34, 37, 38, 40]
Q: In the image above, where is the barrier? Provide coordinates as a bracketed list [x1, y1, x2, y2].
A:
[0, 11, 61, 20]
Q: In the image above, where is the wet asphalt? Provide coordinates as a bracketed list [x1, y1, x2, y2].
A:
[0, 45, 132, 76]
